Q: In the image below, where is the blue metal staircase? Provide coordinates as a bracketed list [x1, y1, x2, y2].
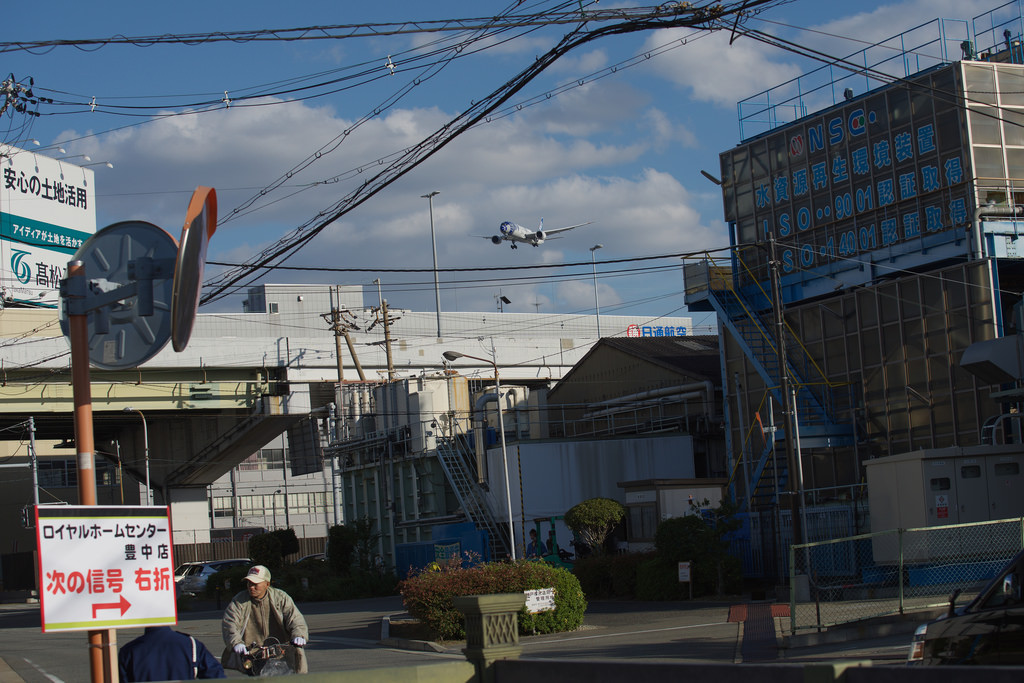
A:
[434, 434, 510, 561]
[689, 260, 854, 511]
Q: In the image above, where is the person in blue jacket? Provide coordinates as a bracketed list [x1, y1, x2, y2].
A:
[118, 626, 226, 681]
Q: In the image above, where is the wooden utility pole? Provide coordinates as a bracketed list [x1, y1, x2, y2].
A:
[321, 290, 365, 381]
[381, 299, 395, 380]
[367, 298, 400, 380]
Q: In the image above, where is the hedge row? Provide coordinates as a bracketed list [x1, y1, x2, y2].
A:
[399, 560, 586, 640]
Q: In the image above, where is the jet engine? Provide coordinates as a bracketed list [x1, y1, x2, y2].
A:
[491, 236, 503, 245]
[534, 230, 546, 243]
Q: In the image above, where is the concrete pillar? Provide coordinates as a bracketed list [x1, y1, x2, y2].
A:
[453, 593, 526, 683]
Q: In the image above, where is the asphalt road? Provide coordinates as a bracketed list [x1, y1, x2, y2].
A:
[0, 596, 911, 682]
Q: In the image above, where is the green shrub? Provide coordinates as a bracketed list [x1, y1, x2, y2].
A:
[635, 556, 687, 600]
[206, 564, 252, 597]
[572, 553, 650, 598]
[651, 505, 743, 597]
[248, 532, 283, 572]
[400, 560, 586, 640]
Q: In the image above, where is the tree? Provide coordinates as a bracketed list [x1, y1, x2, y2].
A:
[564, 497, 625, 556]
[654, 499, 742, 596]
[327, 524, 358, 575]
[248, 532, 283, 572]
[351, 517, 382, 572]
[271, 528, 300, 557]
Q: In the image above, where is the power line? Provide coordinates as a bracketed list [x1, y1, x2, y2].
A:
[198, 0, 787, 306]
[0, 5, 722, 54]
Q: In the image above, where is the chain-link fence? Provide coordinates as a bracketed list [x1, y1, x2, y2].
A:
[788, 517, 1024, 633]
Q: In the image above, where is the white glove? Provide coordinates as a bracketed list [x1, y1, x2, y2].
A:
[233, 643, 247, 655]
[292, 636, 306, 647]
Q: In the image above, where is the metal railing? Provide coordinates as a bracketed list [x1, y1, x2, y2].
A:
[788, 517, 1024, 633]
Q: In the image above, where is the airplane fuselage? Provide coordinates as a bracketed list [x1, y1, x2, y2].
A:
[485, 218, 590, 249]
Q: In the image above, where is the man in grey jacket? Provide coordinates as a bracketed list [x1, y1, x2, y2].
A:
[220, 565, 309, 674]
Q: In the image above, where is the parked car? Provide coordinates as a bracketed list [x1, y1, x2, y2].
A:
[295, 553, 325, 564]
[908, 549, 1024, 665]
[176, 558, 251, 596]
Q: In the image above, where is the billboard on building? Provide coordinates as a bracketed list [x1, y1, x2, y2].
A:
[0, 145, 97, 307]
[720, 63, 972, 287]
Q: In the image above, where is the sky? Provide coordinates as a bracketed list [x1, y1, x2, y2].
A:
[0, 0, 1008, 329]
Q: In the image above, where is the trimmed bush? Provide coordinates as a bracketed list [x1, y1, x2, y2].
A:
[400, 560, 586, 640]
[573, 553, 650, 599]
[564, 498, 625, 556]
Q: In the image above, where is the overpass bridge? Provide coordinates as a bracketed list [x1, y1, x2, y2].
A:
[0, 284, 695, 548]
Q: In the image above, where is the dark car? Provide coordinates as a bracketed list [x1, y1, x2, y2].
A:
[908, 549, 1024, 665]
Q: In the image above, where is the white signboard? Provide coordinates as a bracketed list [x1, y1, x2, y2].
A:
[35, 505, 177, 632]
[0, 145, 96, 308]
[678, 561, 691, 583]
[524, 587, 556, 614]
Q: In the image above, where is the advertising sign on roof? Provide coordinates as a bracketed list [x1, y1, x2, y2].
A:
[720, 63, 970, 287]
[35, 505, 177, 633]
[0, 145, 97, 308]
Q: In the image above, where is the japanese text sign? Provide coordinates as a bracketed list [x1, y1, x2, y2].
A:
[524, 587, 556, 614]
[35, 505, 177, 632]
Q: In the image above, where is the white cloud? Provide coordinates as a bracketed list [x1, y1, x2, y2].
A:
[641, 29, 803, 108]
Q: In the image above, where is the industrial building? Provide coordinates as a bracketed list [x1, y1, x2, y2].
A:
[685, 4, 1024, 579]
[0, 276, 698, 583]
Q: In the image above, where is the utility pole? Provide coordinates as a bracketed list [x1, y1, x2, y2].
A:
[767, 231, 805, 560]
[321, 287, 366, 382]
[369, 300, 400, 380]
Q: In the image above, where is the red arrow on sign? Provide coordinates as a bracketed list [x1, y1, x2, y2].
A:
[92, 594, 131, 618]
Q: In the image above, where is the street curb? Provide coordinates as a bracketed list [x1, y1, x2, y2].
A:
[379, 637, 449, 653]
[380, 614, 450, 653]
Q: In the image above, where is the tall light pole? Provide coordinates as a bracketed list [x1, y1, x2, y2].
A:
[422, 191, 442, 338]
[590, 244, 603, 338]
[442, 349, 516, 560]
[123, 407, 151, 505]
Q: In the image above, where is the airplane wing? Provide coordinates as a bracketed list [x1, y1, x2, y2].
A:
[541, 221, 593, 236]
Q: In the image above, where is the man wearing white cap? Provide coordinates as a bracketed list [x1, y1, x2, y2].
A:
[220, 565, 309, 674]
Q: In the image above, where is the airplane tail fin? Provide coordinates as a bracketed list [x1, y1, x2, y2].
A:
[539, 217, 544, 231]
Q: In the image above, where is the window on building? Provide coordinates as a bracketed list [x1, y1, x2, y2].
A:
[38, 460, 77, 488]
[627, 504, 658, 541]
[995, 462, 1020, 477]
[238, 449, 285, 471]
[960, 465, 982, 479]
[212, 497, 234, 518]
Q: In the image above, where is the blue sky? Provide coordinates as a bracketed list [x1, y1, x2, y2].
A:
[0, 0, 1004, 326]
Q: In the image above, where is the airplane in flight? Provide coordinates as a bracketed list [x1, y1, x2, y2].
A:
[480, 218, 593, 249]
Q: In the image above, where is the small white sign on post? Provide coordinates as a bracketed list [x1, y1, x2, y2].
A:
[524, 587, 556, 613]
[678, 561, 694, 600]
[35, 505, 177, 632]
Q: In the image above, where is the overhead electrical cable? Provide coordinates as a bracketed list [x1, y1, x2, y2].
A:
[198, 0, 788, 306]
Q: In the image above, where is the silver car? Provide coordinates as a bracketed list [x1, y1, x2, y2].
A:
[175, 558, 251, 596]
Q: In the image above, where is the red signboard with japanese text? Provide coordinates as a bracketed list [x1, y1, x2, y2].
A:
[35, 505, 177, 632]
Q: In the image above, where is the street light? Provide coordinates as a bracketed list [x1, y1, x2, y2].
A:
[123, 407, 151, 505]
[590, 244, 603, 338]
[442, 349, 516, 560]
[422, 191, 442, 338]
